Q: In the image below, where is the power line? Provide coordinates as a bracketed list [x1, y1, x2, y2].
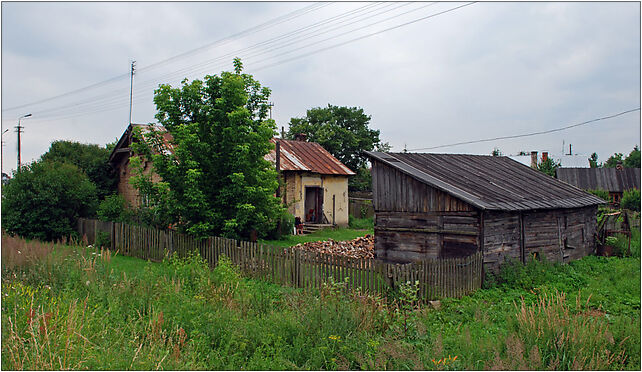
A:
[407, 108, 642, 152]
[4, 3, 385, 119]
[1, 2, 329, 113]
[9, 2, 425, 121]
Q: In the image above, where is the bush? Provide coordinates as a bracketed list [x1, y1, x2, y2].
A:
[348, 216, 373, 230]
[97, 194, 130, 223]
[2, 161, 97, 241]
[621, 189, 640, 211]
[587, 188, 610, 202]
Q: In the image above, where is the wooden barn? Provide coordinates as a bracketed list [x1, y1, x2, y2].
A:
[366, 152, 605, 272]
[556, 167, 640, 205]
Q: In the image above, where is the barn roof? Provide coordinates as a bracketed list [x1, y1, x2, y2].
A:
[266, 139, 355, 176]
[366, 152, 605, 211]
[556, 167, 640, 192]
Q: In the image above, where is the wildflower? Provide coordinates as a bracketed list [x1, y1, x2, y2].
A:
[328, 335, 341, 341]
[17, 250, 21, 254]
[85, 280, 90, 286]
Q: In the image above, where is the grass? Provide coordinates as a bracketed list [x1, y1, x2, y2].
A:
[2, 228, 639, 370]
[260, 226, 373, 248]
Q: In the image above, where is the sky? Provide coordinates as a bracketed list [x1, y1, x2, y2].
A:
[1, 1, 640, 175]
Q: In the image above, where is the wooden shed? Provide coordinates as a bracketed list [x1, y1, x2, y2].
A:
[366, 152, 605, 272]
[556, 167, 640, 205]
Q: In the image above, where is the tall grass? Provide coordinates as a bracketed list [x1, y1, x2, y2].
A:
[2, 232, 639, 370]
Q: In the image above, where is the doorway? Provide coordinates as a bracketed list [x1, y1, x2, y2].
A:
[304, 187, 323, 223]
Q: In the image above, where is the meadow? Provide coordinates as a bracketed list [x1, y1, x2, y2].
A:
[1, 229, 639, 370]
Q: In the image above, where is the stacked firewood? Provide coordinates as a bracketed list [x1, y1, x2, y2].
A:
[293, 235, 374, 259]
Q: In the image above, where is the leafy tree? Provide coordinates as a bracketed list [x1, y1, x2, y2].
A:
[537, 157, 561, 177]
[286, 104, 389, 191]
[589, 152, 599, 168]
[603, 153, 624, 168]
[39, 140, 117, 200]
[97, 194, 131, 223]
[132, 59, 283, 239]
[491, 147, 503, 156]
[587, 189, 610, 202]
[624, 146, 640, 168]
[621, 189, 640, 211]
[1, 161, 97, 241]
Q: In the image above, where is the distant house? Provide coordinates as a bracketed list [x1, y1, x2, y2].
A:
[266, 136, 354, 227]
[108, 124, 354, 226]
[366, 152, 605, 272]
[556, 167, 641, 205]
[508, 150, 590, 168]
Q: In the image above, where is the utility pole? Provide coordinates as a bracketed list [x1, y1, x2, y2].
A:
[1, 128, 9, 176]
[268, 101, 274, 120]
[15, 114, 31, 169]
[129, 60, 136, 125]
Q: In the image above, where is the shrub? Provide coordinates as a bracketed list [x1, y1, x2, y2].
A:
[97, 194, 130, 222]
[587, 188, 610, 202]
[2, 161, 97, 241]
[348, 216, 373, 230]
[621, 189, 640, 211]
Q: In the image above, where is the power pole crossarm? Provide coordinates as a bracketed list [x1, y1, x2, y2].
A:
[129, 60, 136, 125]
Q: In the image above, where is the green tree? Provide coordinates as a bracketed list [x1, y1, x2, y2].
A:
[132, 59, 283, 239]
[603, 153, 624, 168]
[491, 147, 503, 156]
[286, 104, 389, 191]
[537, 157, 561, 177]
[589, 152, 599, 168]
[1, 161, 97, 241]
[624, 146, 640, 168]
[40, 140, 117, 200]
[621, 189, 640, 211]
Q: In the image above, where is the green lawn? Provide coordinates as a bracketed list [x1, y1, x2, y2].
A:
[260, 227, 373, 247]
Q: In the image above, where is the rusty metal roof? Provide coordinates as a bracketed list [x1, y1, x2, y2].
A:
[366, 151, 605, 211]
[267, 139, 354, 176]
[556, 167, 640, 192]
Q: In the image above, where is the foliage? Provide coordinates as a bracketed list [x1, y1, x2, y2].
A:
[132, 59, 283, 239]
[536, 157, 561, 177]
[348, 216, 374, 230]
[1, 161, 97, 241]
[603, 152, 624, 168]
[2, 233, 639, 370]
[97, 194, 131, 223]
[589, 152, 599, 168]
[127, 155, 174, 229]
[621, 189, 640, 211]
[587, 188, 610, 202]
[624, 145, 640, 168]
[491, 147, 502, 156]
[286, 104, 390, 191]
[39, 140, 117, 200]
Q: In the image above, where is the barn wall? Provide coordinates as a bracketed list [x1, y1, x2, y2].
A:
[523, 206, 597, 263]
[482, 211, 522, 270]
[375, 211, 480, 263]
[371, 160, 476, 213]
[482, 206, 598, 272]
[115, 156, 161, 208]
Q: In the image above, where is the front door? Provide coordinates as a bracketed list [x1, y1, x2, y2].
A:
[304, 187, 323, 223]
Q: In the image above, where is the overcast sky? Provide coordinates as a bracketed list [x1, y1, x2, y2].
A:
[2, 1, 640, 174]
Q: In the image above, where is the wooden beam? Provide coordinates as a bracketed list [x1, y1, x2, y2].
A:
[375, 226, 479, 236]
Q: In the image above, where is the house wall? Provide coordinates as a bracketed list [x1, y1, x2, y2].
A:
[114, 156, 160, 207]
[282, 172, 350, 226]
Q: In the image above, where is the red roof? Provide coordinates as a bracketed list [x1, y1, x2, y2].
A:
[266, 139, 354, 176]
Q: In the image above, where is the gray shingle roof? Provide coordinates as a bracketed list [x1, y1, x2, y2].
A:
[556, 167, 640, 192]
[366, 152, 605, 211]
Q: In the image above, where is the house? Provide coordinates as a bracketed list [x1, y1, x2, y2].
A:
[108, 124, 171, 206]
[508, 150, 590, 168]
[108, 124, 354, 226]
[556, 167, 641, 205]
[266, 135, 354, 227]
[365, 152, 605, 272]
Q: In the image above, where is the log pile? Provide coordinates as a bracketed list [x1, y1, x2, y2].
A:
[293, 234, 374, 259]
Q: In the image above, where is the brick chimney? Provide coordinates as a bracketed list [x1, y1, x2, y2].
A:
[294, 133, 307, 141]
[542, 152, 549, 163]
[530, 151, 538, 168]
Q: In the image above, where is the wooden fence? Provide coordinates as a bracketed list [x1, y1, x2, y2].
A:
[77, 218, 482, 300]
